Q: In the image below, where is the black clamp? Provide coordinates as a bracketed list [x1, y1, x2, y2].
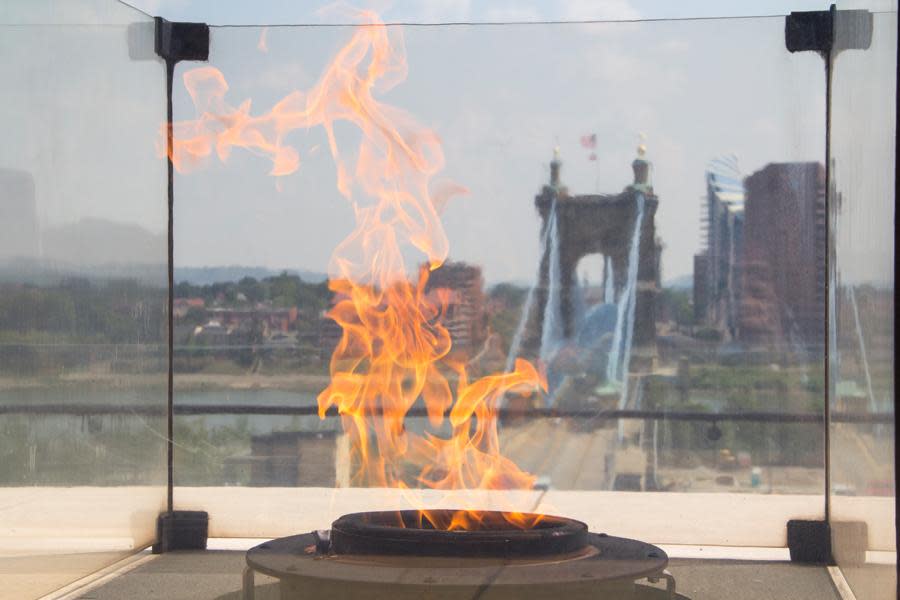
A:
[155, 18, 210, 63]
[785, 5, 872, 56]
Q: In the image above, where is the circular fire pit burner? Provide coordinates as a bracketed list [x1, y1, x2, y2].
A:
[330, 509, 588, 557]
[244, 510, 690, 599]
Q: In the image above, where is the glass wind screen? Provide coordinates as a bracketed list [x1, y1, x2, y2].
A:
[170, 15, 828, 544]
[0, 0, 167, 597]
[829, 8, 896, 600]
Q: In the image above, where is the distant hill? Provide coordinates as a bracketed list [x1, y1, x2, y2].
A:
[663, 274, 693, 290]
[0, 218, 167, 285]
[0, 256, 166, 286]
[42, 218, 165, 266]
[175, 266, 328, 285]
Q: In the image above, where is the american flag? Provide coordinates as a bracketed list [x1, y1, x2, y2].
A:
[580, 133, 597, 149]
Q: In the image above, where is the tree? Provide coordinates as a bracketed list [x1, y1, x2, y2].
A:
[270, 272, 301, 307]
[237, 276, 267, 303]
[489, 283, 528, 307]
[183, 306, 208, 326]
[660, 287, 694, 327]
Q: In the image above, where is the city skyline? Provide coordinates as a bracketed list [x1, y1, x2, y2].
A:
[166, 15, 826, 285]
[2, 1, 893, 286]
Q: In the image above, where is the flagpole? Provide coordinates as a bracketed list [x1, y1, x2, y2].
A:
[580, 132, 600, 192]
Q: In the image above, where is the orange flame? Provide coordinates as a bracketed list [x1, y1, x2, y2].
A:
[165, 9, 546, 530]
[257, 27, 269, 53]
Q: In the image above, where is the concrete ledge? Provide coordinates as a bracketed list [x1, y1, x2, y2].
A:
[0, 487, 164, 550]
[175, 487, 895, 550]
[0, 486, 893, 553]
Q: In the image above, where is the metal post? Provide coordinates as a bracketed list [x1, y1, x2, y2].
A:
[165, 56, 175, 514]
[894, 11, 899, 598]
[153, 15, 210, 523]
[823, 10, 833, 522]
[242, 566, 255, 600]
[785, 3, 872, 528]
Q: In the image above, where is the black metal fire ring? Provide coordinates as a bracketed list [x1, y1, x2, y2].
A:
[246, 529, 669, 590]
[330, 509, 589, 558]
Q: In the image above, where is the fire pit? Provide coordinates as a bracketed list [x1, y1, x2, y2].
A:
[171, 10, 692, 600]
[330, 510, 588, 557]
[242, 510, 688, 599]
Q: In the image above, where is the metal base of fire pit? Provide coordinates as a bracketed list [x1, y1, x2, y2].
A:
[243, 510, 690, 599]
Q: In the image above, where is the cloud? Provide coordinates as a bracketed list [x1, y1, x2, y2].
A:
[252, 62, 314, 92]
[482, 5, 543, 22]
[559, 0, 641, 21]
[386, 0, 473, 22]
[658, 38, 690, 54]
[122, 0, 189, 18]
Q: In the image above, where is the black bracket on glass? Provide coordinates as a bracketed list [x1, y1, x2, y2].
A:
[153, 18, 209, 524]
[785, 6, 872, 56]
[787, 518, 868, 566]
[154, 18, 210, 62]
[153, 510, 210, 554]
[787, 519, 832, 564]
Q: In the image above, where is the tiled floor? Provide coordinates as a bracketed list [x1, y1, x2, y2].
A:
[70, 550, 860, 600]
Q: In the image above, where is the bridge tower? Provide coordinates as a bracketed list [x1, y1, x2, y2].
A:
[520, 146, 661, 374]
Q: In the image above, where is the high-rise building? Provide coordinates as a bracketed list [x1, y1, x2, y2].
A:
[693, 159, 826, 350]
[424, 261, 488, 355]
[738, 162, 826, 349]
[694, 156, 745, 338]
[692, 253, 709, 324]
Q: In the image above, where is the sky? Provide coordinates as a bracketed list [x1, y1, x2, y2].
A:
[124, 0, 895, 25]
[2, 0, 895, 284]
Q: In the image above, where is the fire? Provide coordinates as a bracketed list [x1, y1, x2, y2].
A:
[165, 9, 546, 530]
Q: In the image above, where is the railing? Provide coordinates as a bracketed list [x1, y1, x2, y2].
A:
[0, 403, 892, 424]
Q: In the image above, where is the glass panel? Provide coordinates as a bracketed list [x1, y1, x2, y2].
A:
[0, 0, 167, 597]
[171, 15, 827, 544]
[829, 7, 896, 600]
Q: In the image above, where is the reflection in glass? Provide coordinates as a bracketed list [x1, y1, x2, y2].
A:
[828, 10, 896, 599]
[169, 16, 831, 533]
[0, 0, 167, 596]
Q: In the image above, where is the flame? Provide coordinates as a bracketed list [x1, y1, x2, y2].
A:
[165, 9, 546, 530]
[257, 27, 269, 53]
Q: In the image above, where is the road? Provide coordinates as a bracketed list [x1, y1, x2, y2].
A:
[499, 418, 890, 496]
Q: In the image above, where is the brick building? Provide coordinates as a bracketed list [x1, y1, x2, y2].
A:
[424, 261, 488, 356]
[738, 162, 826, 349]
